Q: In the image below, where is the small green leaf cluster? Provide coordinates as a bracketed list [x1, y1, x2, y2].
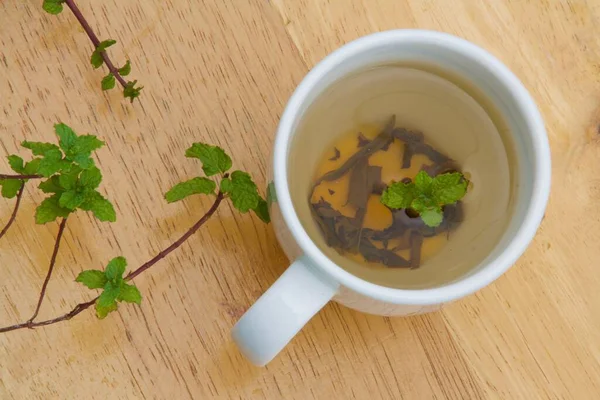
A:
[165, 143, 270, 223]
[42, 2, 143, 103]
[91, 40, 142, 102]
[1, 123, 115, 224]
[381, 171, 468, 227]
[76, 257, 141, 319]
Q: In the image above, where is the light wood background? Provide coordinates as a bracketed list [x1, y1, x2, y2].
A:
[1, 0, 599, 398]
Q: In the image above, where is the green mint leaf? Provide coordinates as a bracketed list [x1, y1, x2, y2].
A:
[79, 191, 116, 222]
[101, 73, 116, 91]
[37, 148, 65, 177]
[91, 41, 117, 69]
[59, 190, 85, 210]
[252, 197, 270, 223]
[96, 281, 120, 318]
[0, 180, 23, 199]
[432, 172, 468, 205]
[24, 158, 42, 175]
[72, 153, 95, 169]
[228, 170, 259, 213]
[185, 143, 232, 176]
[411, 196, 436, 212]
[414, 170, 433, 192]
[118, 283, 142, 304]
[80, 166, 102, 189]
[35, 194, 71, 224]
[165, 177, 216, 203]
[55, 123, 77, 152]
[420, 208, 443, 228]
[267, 181, 277, 207]
[90, 51, 104, 69]
[42, 0, 64, 14]
[381, 182, 415, 209]
[75, 270, 107, 290]
[123, 80, 143, 103]
[7, 155, 24, 174]
[58, 167, 81, 190]
[118, 60, 131, 76]
[21, 141, 60, 157]
[96, 39, 117, 52]
[95, 301, 118, 319]
[220, 177, 233, 193]
[72, 135, 104, 156]
[38, 176, 63, 194]
[105, 256, 127, 281]
[37, 159, 65, 177]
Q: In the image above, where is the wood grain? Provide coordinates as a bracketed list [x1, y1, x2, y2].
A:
[1, 0, 600, 398]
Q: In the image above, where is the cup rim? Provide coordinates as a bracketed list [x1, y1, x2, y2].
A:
[273, 29, 551, 305]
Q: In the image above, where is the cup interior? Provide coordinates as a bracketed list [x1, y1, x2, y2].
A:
[274, 30, 550, 304]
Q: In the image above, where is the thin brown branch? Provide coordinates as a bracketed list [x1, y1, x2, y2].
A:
[63, 0, 128, 88]
[0, 192, 225, 333]
[126, 191, 225, 280]
[0, 174, 42, 180]
[27, 218, 68, 323]
[0, 183, 24, 240]
[0, 297, 97, 333]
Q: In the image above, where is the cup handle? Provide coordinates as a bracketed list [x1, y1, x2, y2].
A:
[232, 255, 339, 366]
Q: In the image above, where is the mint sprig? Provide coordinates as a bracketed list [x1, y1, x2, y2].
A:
[381, 170, 468, 227]
[170, 143, 270, 222]
[76, 257, 142, 319]
[24, 124, 115, 224]
[42, 0, 143, 102]
[0, 136, 270, 331]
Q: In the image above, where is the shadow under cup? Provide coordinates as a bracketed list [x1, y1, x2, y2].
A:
[279, 34, 548, 290]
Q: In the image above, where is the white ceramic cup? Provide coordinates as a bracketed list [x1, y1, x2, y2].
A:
[232, 30, 551, 366]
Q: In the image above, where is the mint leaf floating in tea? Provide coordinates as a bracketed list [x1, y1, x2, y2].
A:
[381, 170, 468, 228]
[380, 179, 414, 209]
[309, 115, 469, 271]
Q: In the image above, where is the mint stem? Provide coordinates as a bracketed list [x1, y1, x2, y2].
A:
[27, 217, 68, 323]
[125, 191, 225, 280]
[0, 174, 42, 180]
[0, 183, 25, 240]
[63, 0, 128, 88]
[0, 192, 225, 333]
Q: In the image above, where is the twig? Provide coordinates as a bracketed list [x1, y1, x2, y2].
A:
[64, 0, 128, 88]
[0, 192, 225, 333]
[0, 297, 97, 333]
[27, 218, 68, 323]
[126, 192, 225, 280]
[0, 183, 24, 240]
[0, 174, 42, 180]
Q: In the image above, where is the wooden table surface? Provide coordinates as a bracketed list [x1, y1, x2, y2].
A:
[1, 0, 600, 398]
